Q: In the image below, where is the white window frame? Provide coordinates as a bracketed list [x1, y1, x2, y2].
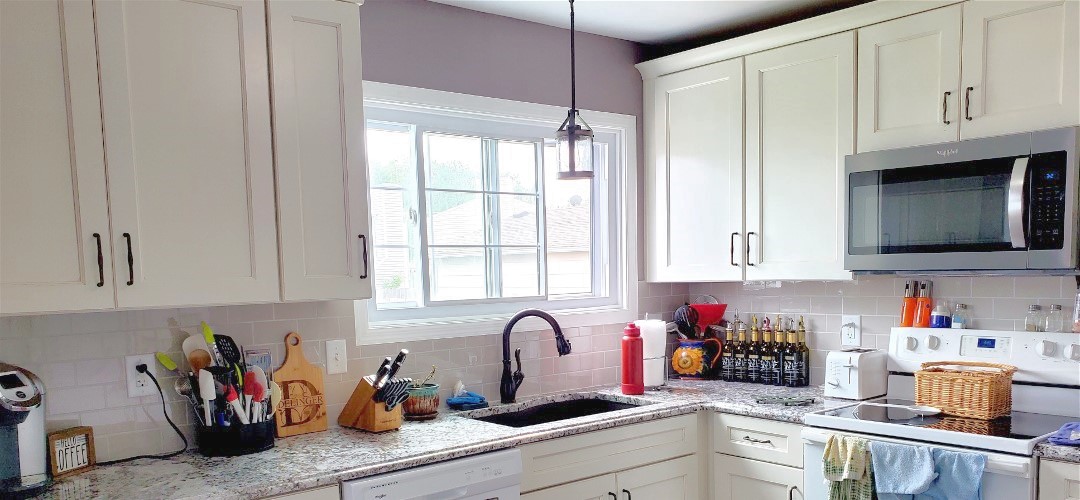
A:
[356, 82, 638, 344]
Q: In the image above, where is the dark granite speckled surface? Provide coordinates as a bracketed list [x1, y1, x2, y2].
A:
[1035, 442, 1080, 463]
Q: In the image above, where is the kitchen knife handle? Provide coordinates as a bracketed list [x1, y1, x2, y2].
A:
[122, 232, 134, 285]
[964, 86, 973, 121]
[942, 91, 951, 125]
[93, 233, 104, 287]
[729, 232, 739, 267]
[358, 234, 369, 279]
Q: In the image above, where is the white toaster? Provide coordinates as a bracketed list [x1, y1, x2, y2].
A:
[823, 349, 888, 400]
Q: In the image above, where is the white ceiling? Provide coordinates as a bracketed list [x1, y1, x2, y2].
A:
[428, 0, 854, 45]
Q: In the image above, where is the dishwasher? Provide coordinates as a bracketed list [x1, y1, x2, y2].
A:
[341, 448, 522, 500]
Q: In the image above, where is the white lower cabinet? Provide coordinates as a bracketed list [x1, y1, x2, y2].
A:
[523, 455, 699, 500]
[1039, 459, 1080, 500]
[267, 485, 340, 500]
[714, 454, 803, 500]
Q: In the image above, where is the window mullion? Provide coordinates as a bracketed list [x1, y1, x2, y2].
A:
[416, 128, 432, 308]
[484, 138, 501, 298]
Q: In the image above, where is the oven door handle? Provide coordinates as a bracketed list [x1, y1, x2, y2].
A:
[1007, 157, 1029, 249]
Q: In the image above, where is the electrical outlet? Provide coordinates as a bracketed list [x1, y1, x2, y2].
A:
[125, 354, 157, 398]
[841, 315, 862, 347]
[326, 339, 347, 375]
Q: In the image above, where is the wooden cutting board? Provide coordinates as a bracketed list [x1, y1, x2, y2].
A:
[273, 332, 328, 437]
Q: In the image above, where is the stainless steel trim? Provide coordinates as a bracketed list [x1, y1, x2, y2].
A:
[1008, 157, 1029, 249]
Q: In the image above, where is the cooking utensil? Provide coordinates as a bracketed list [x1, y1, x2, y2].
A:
[385, 349, 409, 381]
[155, 352, 182, 376]
[201, 322, 225, 366]
[251, 382, 266, 423]
[269, 380, 282, 420]
[243, 372, 256, 418]
[414, 365, 437, 387]
[673, 303, 699, 337]
[215, 334, 243, 373]
[372, 356, 393, 390]
[225, 386, 249, 425]
[273, 332, 328, 437]
[198, 370, 216, 427]
[183, 335, 214, 369]
[187, 350, 213, 372]
[858, 402, 942, 416]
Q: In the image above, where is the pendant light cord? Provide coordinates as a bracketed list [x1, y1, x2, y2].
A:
[569, 0, 576, 112]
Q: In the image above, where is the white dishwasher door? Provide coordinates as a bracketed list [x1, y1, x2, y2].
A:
[342, 448, 522, 500]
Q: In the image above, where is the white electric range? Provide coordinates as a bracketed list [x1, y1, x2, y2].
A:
[802, 328, 1080, 500]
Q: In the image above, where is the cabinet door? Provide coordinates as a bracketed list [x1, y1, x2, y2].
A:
[1039, 459, 1080, 500]
[646, 59, 744, 282]
[857, 5, 962, 152]
[268, 0, 372, 301]
[0, 0, 115, 314]
[521, 474, 617, 500]
[745, 32, 854, 281]
[960, 1, 1080, 139]
[714, 454, 803, 500]
[616, 455, 699, 500]
[96, 0, 280, 308]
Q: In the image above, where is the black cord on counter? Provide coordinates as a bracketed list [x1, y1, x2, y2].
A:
[98, 365, 188, 465]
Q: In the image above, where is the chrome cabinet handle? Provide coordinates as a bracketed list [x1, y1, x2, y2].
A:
[358, 234, 369, 279]
[942, 91, 951, 124]
[743, 435, 773, 445]
[622, 489, 632, 500]
[746, 231, 757, 266]
[730, 232, 739, 267]
[122, 233, 134, 286]
[93, 233, 104, 287]
[788, 485, 800, 500]
[964, 86, 973, 121]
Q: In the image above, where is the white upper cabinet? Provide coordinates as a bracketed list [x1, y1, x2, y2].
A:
[857, 5, 963, 152]
[959, 0, 1080, 139]
[0, 0, 115, 314]
[268, 0, 372, 301]
[646, 59, 744, 282]
[96, 0, 280, 308]
[744, 32, 854, 281]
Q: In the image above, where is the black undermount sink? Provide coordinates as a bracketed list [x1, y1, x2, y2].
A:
[472, 398, 644, 428]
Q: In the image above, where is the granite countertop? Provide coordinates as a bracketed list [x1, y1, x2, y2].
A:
[37, 380, 824, 499]
[1035, 442, 1080, 463]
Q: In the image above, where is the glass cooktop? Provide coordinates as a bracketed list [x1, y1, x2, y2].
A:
[826, 398, 1074, 440]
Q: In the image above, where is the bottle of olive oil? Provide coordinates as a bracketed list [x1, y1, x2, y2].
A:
[747, 316, 762, 383]
[797, 316, 811, 387]
[772, 315, 785, 386]
[782, 319, 801, 387]
[719, 326, 735, 382]
[759, 317, 776, 385]
[733, 320, 748, 382]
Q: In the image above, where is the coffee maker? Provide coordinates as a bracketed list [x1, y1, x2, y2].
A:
[0, 363, 49, 497]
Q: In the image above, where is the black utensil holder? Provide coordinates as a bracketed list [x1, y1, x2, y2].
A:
[196, 417, 276, 457]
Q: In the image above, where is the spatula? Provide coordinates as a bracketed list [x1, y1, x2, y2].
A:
[198, 369, 216, 427]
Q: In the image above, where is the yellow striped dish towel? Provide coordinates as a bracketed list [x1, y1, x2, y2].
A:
[822, 434, 874, 500]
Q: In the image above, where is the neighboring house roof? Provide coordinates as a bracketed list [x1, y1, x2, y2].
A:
[430, 196, 590, 252]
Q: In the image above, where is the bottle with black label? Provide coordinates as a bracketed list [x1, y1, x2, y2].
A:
[747, 316, 762, 384]
[759, 317, 776, 385]
[733, 321, 748, 382]
[782, 321, 801, 387]
[719, 326, 735, 382]
[797, 316, 811, 387]
[772, 315, 785, 386]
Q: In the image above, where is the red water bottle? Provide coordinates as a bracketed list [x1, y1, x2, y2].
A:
[621, 322, 644, 395]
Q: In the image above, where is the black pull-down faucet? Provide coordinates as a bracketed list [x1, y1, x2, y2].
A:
[500, 309, 572, 403]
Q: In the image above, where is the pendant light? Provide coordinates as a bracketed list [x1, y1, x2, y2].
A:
[555, 0, 594, 180]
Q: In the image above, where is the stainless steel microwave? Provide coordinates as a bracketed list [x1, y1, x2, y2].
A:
[845, 127, 1078, 273]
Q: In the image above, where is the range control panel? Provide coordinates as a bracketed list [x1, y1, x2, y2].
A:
[889, 327, 1080, 386]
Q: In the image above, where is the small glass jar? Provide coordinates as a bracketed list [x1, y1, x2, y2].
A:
[1046, 304, 1065, 333]
[1024, 304, 1045, 332]
[951, 303, 971, 329]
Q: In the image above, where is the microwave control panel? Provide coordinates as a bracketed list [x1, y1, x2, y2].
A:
[1029, 151, 1067, 250]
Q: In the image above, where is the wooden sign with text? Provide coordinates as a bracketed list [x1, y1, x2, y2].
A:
[48, 426, 95, 478]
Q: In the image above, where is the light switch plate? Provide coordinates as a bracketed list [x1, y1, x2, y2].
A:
[326, 339, 347, 375]
[841, 315, 862, 347]
[126, 354, 157, 398]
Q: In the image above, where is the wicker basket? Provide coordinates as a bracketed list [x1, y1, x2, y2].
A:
[914, 361, 1016, 420]
[926, 416, 1012, 436]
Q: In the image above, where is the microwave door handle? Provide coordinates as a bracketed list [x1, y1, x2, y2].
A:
[1007, 157, 1029, 249]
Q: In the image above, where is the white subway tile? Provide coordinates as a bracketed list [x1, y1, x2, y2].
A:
[1014, 277, 1063, 299]
[274, 302, 318, 320]
[75, 358, 123, 385]
[970, 277, 1015, 298]
[47, 385, 106, 415]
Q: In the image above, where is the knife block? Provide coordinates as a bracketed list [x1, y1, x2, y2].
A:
[338, 377, 402, 432]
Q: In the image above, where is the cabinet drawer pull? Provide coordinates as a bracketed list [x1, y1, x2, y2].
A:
[942, 91, 951, 124]
[743, 435, 773, 445]
[788, 485, 800, 500]
[730, 232, 739, 267]
[964, 86, 973, 121]
[93, 233, 104, 287]
[358, 234, 369, 279]
[622, 489, 632, 500]
[122, 232, 134, 286]
[746, 232, 757, 266]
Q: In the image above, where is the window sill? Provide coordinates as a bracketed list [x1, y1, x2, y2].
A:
[353, 302, 636, 345]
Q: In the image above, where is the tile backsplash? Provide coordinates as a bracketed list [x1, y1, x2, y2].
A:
[0, 282, 685, 462]
[687, 276, 1080, 385]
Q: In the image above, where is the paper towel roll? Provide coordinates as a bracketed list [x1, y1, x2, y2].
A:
[644, 358, 666, 387]
[635, 319, 667, 359]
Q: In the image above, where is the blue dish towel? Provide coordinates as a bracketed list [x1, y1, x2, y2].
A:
[869, 441, 936, 499]
[1048, 422, 1080, 446]
[916, 449, 987, 500]
[446, 391, 486, 405]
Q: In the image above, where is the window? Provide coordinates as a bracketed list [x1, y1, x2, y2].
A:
[359, 83, 637, 342]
